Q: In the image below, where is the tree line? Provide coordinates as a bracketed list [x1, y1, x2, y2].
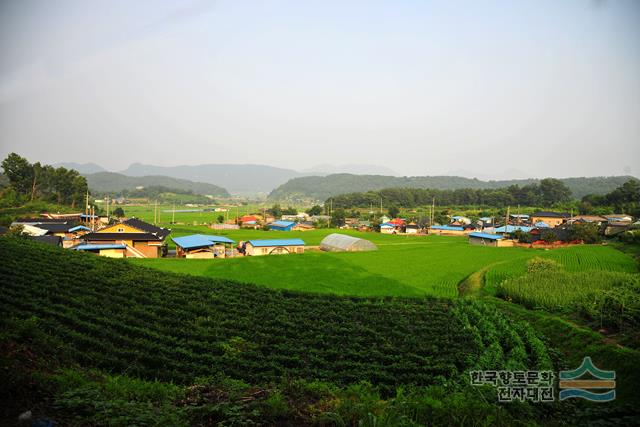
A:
[1, 153, 88, 208]
[326, 178, 573, 209]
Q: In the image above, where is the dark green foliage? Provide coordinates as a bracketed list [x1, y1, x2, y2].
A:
[325, 180, 575, 210]
[112, 207, 125, 218]
[269, 173, 636, 201]
[1, 153, 88, 207]
[0, 238, 483, 393]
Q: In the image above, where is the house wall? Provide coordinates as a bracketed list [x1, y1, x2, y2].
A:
[246, 245, 304, 256]
[469, 237, 513, 247]
[99, 249, 125, 258]
[380, 227, 395, 234]
[186, 252, 215, 259]
[405, 228, 419, 234]
[133, 241, 161, 258]
[429, 228, 467, 236]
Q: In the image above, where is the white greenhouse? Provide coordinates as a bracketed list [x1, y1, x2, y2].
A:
[319, 233, 378, 252]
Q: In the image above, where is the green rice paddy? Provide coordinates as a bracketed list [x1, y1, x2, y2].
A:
[132, 227, 637, 297]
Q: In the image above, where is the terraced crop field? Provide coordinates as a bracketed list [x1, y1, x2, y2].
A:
[0, 238, 549, 393]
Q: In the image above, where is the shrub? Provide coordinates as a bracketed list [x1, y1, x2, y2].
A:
[526, 257, 561, 274]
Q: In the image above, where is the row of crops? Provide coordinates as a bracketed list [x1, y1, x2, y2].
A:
[0, 237, 551, 394]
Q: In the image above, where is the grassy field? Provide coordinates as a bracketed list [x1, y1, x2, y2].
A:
[133, 227, 637, 297]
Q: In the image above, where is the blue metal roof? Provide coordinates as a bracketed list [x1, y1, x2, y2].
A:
[380, 222, 395, 227]
[72, 244, 126, 251]
[469, 232, 504, 240]
[270, 221, 295, 228]
[172, 234, 235, 249]
[494, 225, 532, 233]
[533, 221, 550, 228]
[247, 239, 305, 247]
[69, 225, 91, 232]
[431, 225, 465, 231]
[479, 217, 493, 221]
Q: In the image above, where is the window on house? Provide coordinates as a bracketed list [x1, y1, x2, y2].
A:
[117, 227, 124, 232]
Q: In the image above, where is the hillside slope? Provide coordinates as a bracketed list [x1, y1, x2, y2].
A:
[268, 173, 638, 201]
[85, 172, 230, 197]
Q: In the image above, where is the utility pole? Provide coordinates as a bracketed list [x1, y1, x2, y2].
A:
[505, 206, 510, 232]
[85, 191, 89, 225]
[106, 195, 110, 221]
[431, 197, 435, 227]
[154, 200, 157, 225]
[172, 202, 176, 224]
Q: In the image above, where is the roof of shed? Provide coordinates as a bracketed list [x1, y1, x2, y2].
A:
[72, 244, 126, 251]
[494, 225, 533, 233]
[247, 239, 305, 247]
[172, 234, 235, 249]
[431, 225, 464, 231]
[469, 232, 504, 240]
[269, 221, 296, 228]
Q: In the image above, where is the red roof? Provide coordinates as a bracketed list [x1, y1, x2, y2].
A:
[240, 215, 258, 222]
[389, 218, 405, 225]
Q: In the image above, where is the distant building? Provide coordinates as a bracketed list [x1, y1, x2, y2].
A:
[429, 225, 467, 236]
[405, 223, 420, 234]
[468, 232, 513, 247]
[530, 211, 571, 228]
[244, 239, 305, 256]
[269, 220, 296, 231]
[380, 222, 396, 234]
[292, 221, 315, 231]
[494, 225, 533, 234]
[451, 216, 471, 225]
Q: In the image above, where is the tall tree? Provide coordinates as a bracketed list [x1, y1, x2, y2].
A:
[1, 153, 34, 196]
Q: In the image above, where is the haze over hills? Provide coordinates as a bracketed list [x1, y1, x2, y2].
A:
[53, 162, 107, 175]
[120, 163, 304, 194]
[302, 164, 399, 176]
[267, 174, 639, 201]
[84, 172, 229, 197]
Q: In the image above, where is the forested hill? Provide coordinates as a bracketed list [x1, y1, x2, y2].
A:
[268, 174, 638, 201]
[85, 172, 230, 197]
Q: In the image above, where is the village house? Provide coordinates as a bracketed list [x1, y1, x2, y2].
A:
[450, 216, 471, 225]
[243, 239, 305, 256]
[292, 221, 315, 231]
[269, 220, 296, 231]
[81, 218, 171, 258]
[380, 222, 396, 234]
[568, 215, 608, 225]
[429, 225, 468, 236]
[530, 211, 571, 228]
[239, 215, 260, 229]
[405, 223, 420, 234]
[173, 234, 235, 258]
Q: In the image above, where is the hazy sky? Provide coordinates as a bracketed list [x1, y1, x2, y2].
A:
[1, 0, 639, 178]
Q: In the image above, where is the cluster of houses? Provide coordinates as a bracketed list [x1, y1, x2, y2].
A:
[374, 211, 637, 247]
[11, 213, 310, 259]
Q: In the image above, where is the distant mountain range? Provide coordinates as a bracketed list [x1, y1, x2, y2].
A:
[58, 162, 637, 200]
[267, 174, 639, 201]
[84, 172, 229, 197]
